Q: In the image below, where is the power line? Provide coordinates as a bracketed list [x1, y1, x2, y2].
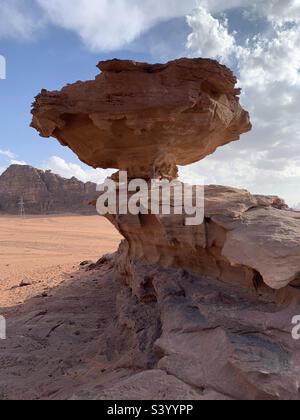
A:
[18, 196, 26, 217]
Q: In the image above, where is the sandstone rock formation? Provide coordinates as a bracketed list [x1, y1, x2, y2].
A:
[30, 58, 300, 400]
[0, 164, 97, 215]
[107, 186, 299, 291]
[31, 58, 251, 179]
[1, 221, 300, 400]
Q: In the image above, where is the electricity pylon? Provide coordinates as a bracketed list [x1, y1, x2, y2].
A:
[18, 196, 26, 217]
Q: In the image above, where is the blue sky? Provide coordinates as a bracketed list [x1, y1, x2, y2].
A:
[0, 2, 192, 177]
[0, 27, 158, 169]
[0, 0, 300, 207]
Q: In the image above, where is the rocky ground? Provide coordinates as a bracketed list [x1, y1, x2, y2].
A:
[0, 257, 208, 400]
[0, 201, 300, 400]
[1, 248, 300, 400]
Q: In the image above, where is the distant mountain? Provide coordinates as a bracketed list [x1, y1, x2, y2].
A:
[0, 165, 98, 215]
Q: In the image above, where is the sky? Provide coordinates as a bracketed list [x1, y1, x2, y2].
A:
[0, 0, 300, 207]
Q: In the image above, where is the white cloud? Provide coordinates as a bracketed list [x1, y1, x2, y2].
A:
[36, 0, 198, 51]
[238, 25, 300, 86]
[44, 156, 113, 184]
[0, 0, 198, 50]
[180, 148, 300, 207]
[0, 151, 27, 175]
[200, 0, 300, 22]
[0, 0, 41, 39]
[250, 0, 300, 25]
[0, 155, 113, 184]
[1, 0, 299, 52]
[10, 159, 27, 165]
[186, 6, 236, 61]
[0, 149, 15, 159]
[184, 2, 300, 207]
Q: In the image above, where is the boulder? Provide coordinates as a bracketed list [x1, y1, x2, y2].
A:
[31, 58, 251, 179]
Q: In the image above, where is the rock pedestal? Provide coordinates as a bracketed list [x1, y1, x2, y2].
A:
[31, 58, 300, 400]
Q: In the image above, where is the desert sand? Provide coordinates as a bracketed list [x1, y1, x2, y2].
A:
[0, 215, 121, 307]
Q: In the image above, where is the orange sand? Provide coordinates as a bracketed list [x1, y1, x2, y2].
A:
[0, 215, 121, 307]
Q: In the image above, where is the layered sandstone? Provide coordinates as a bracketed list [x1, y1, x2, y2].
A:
[108, 185, 299, 291]
[0, 164, 97, 215]
[30, 58, 300, 400]
[31, 58, 251, 179]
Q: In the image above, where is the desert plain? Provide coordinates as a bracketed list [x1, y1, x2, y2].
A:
[0, 215, 121, 307]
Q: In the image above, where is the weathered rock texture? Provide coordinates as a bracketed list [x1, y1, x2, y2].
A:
[31, 58, 251, 179]
[29, 58, 300, 400]
[0, 164, 97, 215]
[108, 185, 299, 291]
[1, 244, 300, 400]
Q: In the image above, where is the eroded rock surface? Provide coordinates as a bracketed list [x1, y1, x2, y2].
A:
[108, 185, 300, 291]
[1, 252, 300, 400]
[27, 58, 300, 400]
[31, 58, 251, 179]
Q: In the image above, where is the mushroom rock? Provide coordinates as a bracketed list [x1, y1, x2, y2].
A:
[31, 59, 300, 400]
[31, 58, 251, 179]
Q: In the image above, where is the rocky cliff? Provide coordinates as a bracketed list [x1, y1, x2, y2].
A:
[0, 164, 97, 215]
[30, 58, 300, 400]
